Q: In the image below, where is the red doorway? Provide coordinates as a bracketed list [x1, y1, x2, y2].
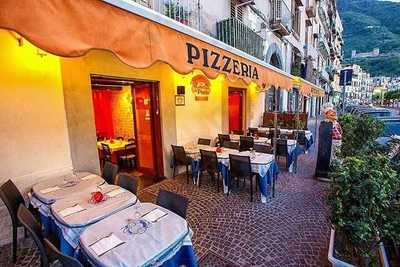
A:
[228, 88, 245, 133]
[132, 82, 164, 179]
[91, 75, 164, 180]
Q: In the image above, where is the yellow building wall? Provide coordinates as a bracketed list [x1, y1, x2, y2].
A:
[0, 30, 73, 245]
[0, 30, 72, 187]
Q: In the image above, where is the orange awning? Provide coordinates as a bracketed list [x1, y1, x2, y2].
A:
[0, 0, 294, 90]
[299, 78, 325, 97]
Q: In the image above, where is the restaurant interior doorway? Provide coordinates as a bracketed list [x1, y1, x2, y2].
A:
[228, 88, 245, 133]
[91, 75, 164, 180]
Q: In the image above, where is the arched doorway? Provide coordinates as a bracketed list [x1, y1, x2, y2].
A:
[265, 43, 283, 70]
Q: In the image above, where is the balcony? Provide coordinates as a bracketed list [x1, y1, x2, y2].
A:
[292, 10, 301, 39]
[270, 0, 292, 37]
[217, 17, 265, 60]
[127, 0, 201, 30]
[318, 33, 330, 58]
[305, 0, 316, 18]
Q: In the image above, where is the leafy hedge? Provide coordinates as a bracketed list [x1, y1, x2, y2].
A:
[328, 113, 400, 265]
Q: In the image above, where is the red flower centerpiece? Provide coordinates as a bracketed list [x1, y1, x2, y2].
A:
[216, 147, 222, 153]
[90, 191, 104, 204]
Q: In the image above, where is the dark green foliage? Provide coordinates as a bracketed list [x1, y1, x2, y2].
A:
[338, 113, 384, 157]
[337, 0, 400, 76]
[328, 154, 399, 264]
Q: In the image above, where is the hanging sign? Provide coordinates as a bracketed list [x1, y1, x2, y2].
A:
[191, 75, 211, 101]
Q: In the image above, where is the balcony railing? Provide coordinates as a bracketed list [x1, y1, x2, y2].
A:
[292, 9, 301, 38]
[127, 0, 201, 30]
[270, 0, 292, 36]
[217, 17, 265, 60]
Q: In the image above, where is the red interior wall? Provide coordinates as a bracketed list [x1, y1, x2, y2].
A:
[229, 91, 242, 132]
[92, 90, 114, 138]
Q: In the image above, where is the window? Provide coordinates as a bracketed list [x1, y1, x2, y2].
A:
[231, 0, 243, 21]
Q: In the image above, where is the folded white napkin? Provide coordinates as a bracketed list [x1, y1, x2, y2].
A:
[59, 204, 85, 217]
[106, 188, 125, 198]
[81, 174, 98, 181]
[90, 233, 124, 256]
[142, 208, 167, 223]
[40, 186, 61, 194]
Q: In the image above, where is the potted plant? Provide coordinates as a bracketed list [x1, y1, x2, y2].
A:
[327, 153, 398, 266]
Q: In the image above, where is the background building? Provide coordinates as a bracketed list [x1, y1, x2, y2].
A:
[132, 0, 343, 116]
[340, 64, 373, 104]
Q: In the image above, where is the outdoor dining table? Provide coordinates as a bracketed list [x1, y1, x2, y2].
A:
[257, 127, 314, 150]
[50, 184, 138, 256]
[80, 202, 197, 267]
[185, 145, 279, 203]
[229, 134, 269, 144]
[30, 172, 104, 217]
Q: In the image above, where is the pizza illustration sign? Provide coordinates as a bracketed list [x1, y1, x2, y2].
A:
[191, 74, 211, 101]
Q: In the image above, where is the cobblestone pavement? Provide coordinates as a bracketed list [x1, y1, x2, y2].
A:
[139, 147, 331, 267]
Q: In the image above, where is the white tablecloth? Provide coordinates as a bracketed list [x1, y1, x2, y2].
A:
[51, 184, 138, 250]
[80, 203, 193, 267]
[30, 172, 105, 217]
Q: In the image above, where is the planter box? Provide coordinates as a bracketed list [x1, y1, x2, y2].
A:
[328, 229, 390, 267]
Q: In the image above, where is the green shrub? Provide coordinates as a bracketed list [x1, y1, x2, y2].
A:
[339, 113, 384, 157]
[328, 153, 399, 265]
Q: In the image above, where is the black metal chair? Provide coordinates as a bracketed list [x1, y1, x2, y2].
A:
[199, 150, 221, 191]
[127, 138, 135, 143]
[248, 127, 258, 136]
[17, 205, 48, 267]
[218, 134, 230, 147]
[0, 180, 27, 263]
[295, 130, 307, 147]
[171, 145, 192, 184]
[156, 189, 189, 219]
[119, 143, 136, 170]
[268, 129, 280, 139]
[102, 161, 119, 184]
[239, 136, 254, 152]
[257, 131, 268, 138]
[254, 144, 273, 154]
[198, 138, 211, 146]
[222, 140, 239, 150]
[231, 130, 244, 135]
[44, 238, 83, 267]
[276, 139, 289, 170]
[229, 154, 256, 202]
[100, 143, 112, 166]
[116, 136, 124, 141]
[116, 174, 138, 195]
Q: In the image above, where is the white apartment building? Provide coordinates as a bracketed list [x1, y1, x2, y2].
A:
[132, 0, 342, 116]
[341, 64, 373, 104]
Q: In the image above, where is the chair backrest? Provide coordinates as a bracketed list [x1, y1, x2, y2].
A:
[102, 161, 119, 184]
[171, 145, 189, 165]
[44, 239, 83, 267]
[222, 141, 239, 150]
[116, 136, 124, 141]
[17, 205, 48, 267]
[239, 136, 254, 152]
[124, 143, 136, 156]
[248, 127, 258, 136]
[156, 189, 189, 219]
[0, 180, 25, 226]
[276, 139, 288, 156]
[101, 143, 111, 156]
[280, 134, 288, 140]
[198, 138, 211, 146]
[229, 154, 251, 178]
[200, 149, 218, 173]
[254, 144, 272, 154]
[295, 130, 307, 145]
[232, 130, 244, 135]
[257, 131, 268, 138]
[218, 134, 230, 146]
[127, 138, 135, 143]
[117, 174, 138, 195]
